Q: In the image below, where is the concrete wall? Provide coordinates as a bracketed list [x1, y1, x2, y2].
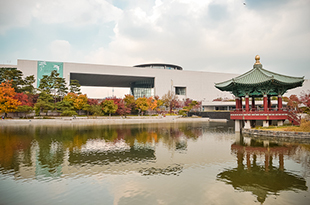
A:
[188, 111, 231, 119]
[16, 59, 310, 102]
[17, 59, 238, 102]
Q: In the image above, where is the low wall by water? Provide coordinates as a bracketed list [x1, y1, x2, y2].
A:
[188, 111, 230, 119]
[242, 128, 310, 143]
[0, 116, 215, 127]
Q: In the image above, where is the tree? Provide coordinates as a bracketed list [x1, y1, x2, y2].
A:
[0, 81, 21, 117]
[73, 94, 88, 115]
[69, 79, 81, 94]
[34, 92, 54, 116]
[300, 90, 310, 107]
[89, 105, 103, 116]
[0, 69, 24, 93]
[1, 68, 36, 94]
[21, 75, 35, 94]
[83, 98, 98, 116]
[63, 92, 77, 103]
[16, 105, 33, 118]
[180, 100, 200, 116]
[299, 90, 310, 114]
[147, 97, 157, 115]
[101, 99, 118, 117]
[38, 74, 53, 94]
[39, 70, 68, 102]
[87, 98, 99, 105]
[14, 93, 33, 107]
[124, 94, 135, 114]
[287, 95, 300, 111]
[116, 100, 131, 116]
[154, 95, 164, 113]
[0, 67, 15, 82]
[162, 91, 179, 113]
[56, 100, 77, 116]
[54, 76, 68, 100]
[135, 97, 149, 116]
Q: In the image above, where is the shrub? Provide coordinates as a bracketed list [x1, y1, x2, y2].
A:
[61, 110, 77, 116]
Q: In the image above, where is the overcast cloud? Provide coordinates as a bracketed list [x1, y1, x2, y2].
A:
[1, 0, 310, 79]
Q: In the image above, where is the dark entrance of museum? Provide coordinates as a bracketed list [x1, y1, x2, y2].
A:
[70, 73, 154, 98]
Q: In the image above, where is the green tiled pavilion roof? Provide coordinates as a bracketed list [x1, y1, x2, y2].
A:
[215, 56, 304, 97]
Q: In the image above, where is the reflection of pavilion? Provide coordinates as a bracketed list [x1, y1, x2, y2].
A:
[217, 137, 307, 204]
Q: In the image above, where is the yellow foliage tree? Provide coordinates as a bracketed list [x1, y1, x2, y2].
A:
[73, 94, 88, 110]
[63, 93, 88, 115]
[63, 92, 77, 103]
[135, 97, 149, 115]
[0, 81, 21, 117]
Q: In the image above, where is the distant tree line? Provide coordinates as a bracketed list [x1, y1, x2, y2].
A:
[0, 68, 202, 118]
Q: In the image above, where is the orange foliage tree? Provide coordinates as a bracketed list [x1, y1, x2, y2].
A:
[0, 81, 21, 117]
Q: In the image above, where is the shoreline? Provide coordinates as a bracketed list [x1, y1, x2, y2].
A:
[0, 116, 228, 127]
[242, 128, 310, 144]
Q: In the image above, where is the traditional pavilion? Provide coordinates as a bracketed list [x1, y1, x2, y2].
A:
[215, 55, 304, 131]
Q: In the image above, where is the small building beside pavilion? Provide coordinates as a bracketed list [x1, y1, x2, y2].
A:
[215, 55, 304, 131]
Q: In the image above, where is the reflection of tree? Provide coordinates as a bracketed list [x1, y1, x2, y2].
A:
[0, 127, 33, 173]
[175, 141, 187, 151]
[69, 146, 156, 166]
[36, 140, 64, 175]
[289, 144, 310, 177]
[0, 122, 206, 177]
[139, 164, 183, 176]
[217, 138, 308, 204]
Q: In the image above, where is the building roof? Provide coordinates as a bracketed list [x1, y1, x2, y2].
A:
[134, 63, 183, 70]
[215, 55, 304, 97]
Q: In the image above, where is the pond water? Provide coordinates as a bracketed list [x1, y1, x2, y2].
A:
[0, 121, 309, 205]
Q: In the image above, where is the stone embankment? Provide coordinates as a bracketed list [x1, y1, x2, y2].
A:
[0, 116, 226, 127]
[242, 128, 310, 143]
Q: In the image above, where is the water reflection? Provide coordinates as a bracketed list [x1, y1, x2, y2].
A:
[0, 123, 207, 179]
[1, 122, 309, 204]
[217, 135, 308, 204]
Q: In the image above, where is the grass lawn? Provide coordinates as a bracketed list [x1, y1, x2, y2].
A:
[256, 120, 310, 132]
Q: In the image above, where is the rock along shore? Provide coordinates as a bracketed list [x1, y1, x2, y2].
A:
[242, 128, 310, 143]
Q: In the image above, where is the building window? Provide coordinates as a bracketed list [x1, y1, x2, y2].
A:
[175, 87, 186, 95]
[131, 88, 154, 99]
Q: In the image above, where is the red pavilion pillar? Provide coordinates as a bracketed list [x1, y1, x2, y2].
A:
[252, 97, 255, 111]
[235, 97, 240, 111]
[263, 94, 268, 112]
[278, 95, 283, 110]
[245, 95, 250, 112]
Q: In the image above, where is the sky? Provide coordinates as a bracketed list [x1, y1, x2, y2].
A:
[1, 0, 310, 97]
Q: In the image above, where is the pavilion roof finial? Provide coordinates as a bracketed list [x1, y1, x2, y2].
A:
[254, 55, 261, 65]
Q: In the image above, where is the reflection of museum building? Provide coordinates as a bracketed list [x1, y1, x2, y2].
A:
[5, 59, 309, 101]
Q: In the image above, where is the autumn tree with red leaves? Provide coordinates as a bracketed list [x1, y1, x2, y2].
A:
[14, 93, 33, 106]
[116, 100, 131, 116]
[299, 90, 310, 114]
[287, 95, 301, 111]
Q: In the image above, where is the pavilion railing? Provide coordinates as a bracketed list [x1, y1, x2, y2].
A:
[231, 108, 301, 125]
[233, 108, 295, 112]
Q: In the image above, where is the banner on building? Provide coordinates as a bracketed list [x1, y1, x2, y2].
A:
[37, 61, 63, 87]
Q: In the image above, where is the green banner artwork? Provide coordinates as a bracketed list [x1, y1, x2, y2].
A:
[37, 61, 63, 87]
